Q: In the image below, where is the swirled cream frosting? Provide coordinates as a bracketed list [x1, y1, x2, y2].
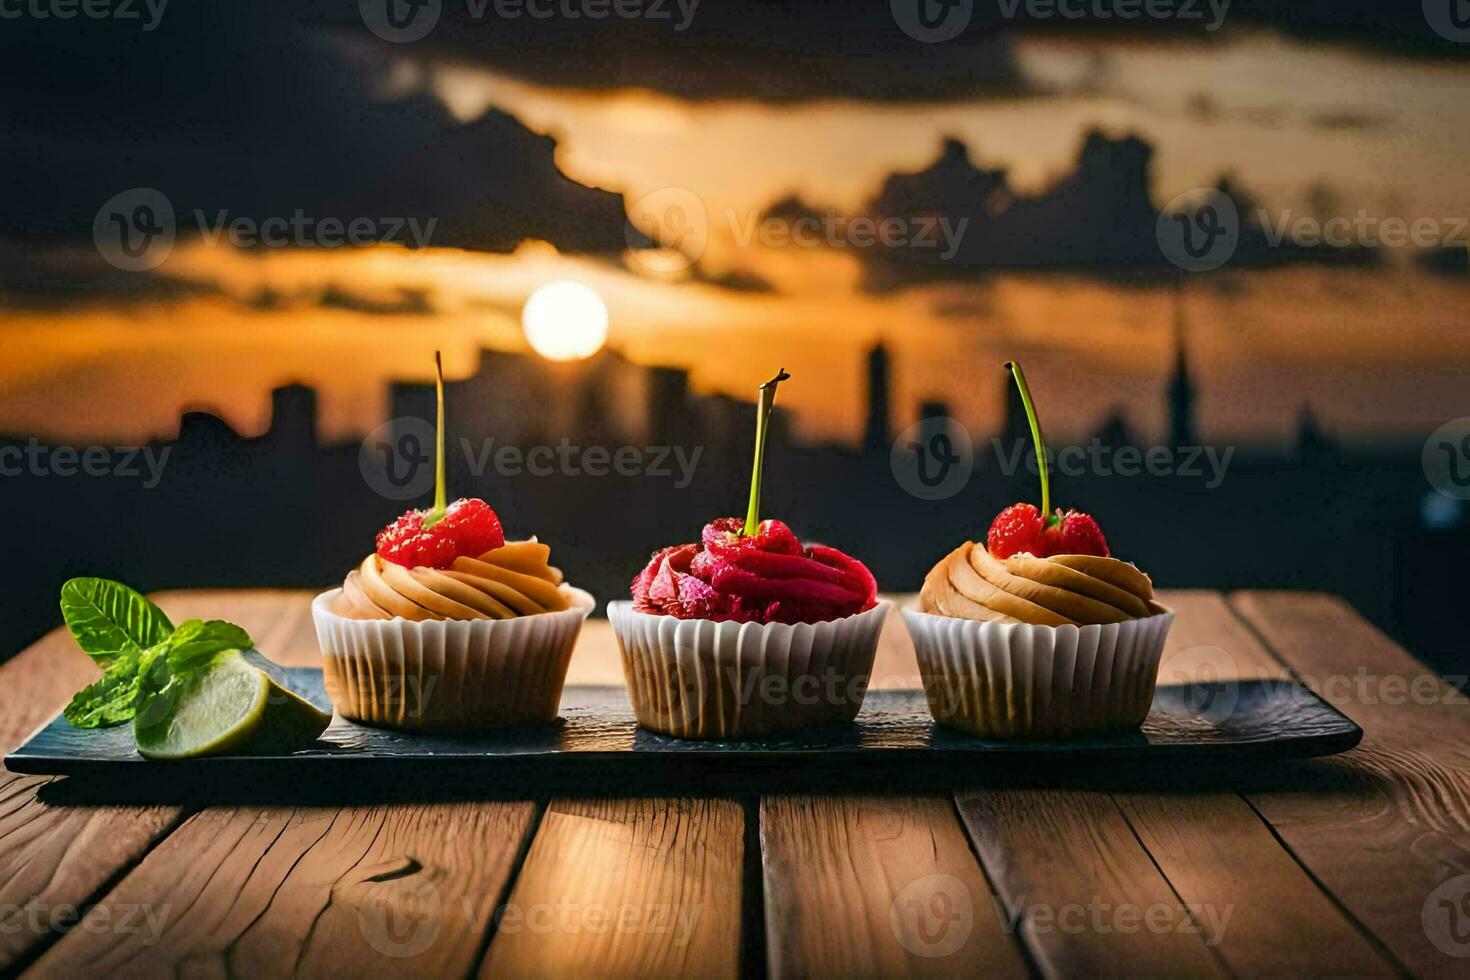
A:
[919, 541, 1158, 626]
[334, 539, 571, 621]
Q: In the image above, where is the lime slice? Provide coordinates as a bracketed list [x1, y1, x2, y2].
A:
[134, 651, 332, 760]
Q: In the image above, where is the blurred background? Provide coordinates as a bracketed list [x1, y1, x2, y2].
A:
[3, 1, 1467, 677]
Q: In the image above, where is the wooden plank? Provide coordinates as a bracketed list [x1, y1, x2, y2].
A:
[1116, 792, 1393, 976]
[24, 800, 536, 979]
[760, 795, 1028, 978]
[481, 798, 744, 979]
[1111, 591, 1396, 977]
[0, 590, 311, 973]
[951, 590, 1388, 977]
[1231, 590, 1470, 978]
[956, 787, 1227, 978]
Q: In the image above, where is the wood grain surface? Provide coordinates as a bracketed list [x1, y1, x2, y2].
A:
[26, 801, 537, 979]
[2, 587, 1464, 977]
[761, 795, 1028, 978]
[481, 798, 745, 979]
[0, 590, 311, 973]
[1233, 590, 1470, 978]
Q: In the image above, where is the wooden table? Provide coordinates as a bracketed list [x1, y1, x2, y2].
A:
[2, 589, 1467, 978]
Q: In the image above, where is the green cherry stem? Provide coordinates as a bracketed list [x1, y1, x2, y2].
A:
[1005, 360, 1052, 524]
[423, 350, 448, 529]
[743, 368, 790, 537]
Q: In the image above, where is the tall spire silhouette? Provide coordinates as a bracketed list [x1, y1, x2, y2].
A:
[1167, 285, 1197, 448]
[863, 340, 892, 456]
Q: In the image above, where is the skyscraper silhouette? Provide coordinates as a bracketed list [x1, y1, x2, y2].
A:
[1168, 287, 1197, 448]
[863, 341, 892, 456]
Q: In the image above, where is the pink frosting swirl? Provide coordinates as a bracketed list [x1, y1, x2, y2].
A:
[631, 518, 877, 624]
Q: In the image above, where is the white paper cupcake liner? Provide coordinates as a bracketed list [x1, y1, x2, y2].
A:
[607, 600, 892, 740]
[901, 605, 1174, 739]
[312, 587, 594, 731]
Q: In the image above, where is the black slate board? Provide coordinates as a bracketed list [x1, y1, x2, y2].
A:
[5, 670, 1361, 800]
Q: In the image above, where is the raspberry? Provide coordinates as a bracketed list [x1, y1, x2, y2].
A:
[375, 497, 505, 569]
[1055, 510, 1110, 557]
[987, 503, 1047, 559]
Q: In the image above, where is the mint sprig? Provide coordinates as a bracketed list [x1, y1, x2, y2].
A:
[60, 577, 173, 666]
[58, 579, 254, 729]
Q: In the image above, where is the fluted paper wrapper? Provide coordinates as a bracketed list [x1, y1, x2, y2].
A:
[312, 587, 594, 731]
[902, 606, 1174, 739]
[607, 600, 892, 740]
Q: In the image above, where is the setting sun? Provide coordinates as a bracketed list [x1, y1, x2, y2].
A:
[521, 280, 609, 361]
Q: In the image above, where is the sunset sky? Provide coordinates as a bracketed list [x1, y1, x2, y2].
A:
[4, 11, 1469, 447]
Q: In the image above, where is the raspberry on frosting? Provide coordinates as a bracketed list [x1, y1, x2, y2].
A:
[631, 518, 877, 624]
[375, 497, 506, 569]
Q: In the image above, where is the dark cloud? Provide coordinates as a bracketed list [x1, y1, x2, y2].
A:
[854, 132, 1378, 287]
[325, 0, 1466, 107]
[325, 0, 1027, 103]
[0, 4, 631, 254]
[0, 241, 222, 309]
[318, 285, 436, 314]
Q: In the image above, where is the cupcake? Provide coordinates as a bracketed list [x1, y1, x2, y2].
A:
[313, 353, 592, 730]
[608, 370, 890, 739]
[903, 362, 1172, 738]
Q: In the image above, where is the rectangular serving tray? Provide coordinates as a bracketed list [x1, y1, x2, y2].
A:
[6, 669, 1362, 798]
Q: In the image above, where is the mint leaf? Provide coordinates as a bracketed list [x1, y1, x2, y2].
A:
[63, 650, 143, 728]
[134, 621, 253, 730]
[164, 619, 253, 673]
[55, 579, 257, 733]
[59, 578, 173, 665]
